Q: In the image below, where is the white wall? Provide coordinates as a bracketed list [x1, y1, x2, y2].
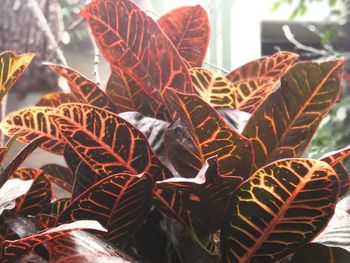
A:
[144, 0, 345, 71]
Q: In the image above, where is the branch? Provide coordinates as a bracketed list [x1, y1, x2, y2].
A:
[87, 26, 101, 86]
[203, 60, 229, 74]
[27, 0, 68, 66]
[282, 25, 329, 56]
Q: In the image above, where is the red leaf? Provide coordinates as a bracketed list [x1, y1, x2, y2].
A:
[1, 220, 106, 262]
[49, 103, 172, 181]
[47, 64, 117, 112]
[57, 173, 153, 246]
[158, 5, 210, 67]
[0, 107, 66, 154]
[242, 60, 344, 170]
[47, 231, 134, 262]
[106, 68, 171, 121]
[156, 156, 242, 232]
[0, 137, 45, 188]
[163, 88, 252, 178]
[0, 51, 35, 102]
[80, 0, 193, 103]
[13, 173, 52, 216]
[321, 146, 350, 197]
[41, 164, 74, 192]
[227, 51, 299, 82]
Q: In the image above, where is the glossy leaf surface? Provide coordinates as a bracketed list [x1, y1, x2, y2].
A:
[321, 146, 350, 197]
[0, 179, 33, 216]
[221, 159, 339, 262]
[0, 107, 65, 154]
[47, 64, 116, 112]
[243, 60, 343, 169]
[157, 157, 242, 232]
[81, 0, 193, 103]
[0, 137, 45, 188]
[1, 220, 106, 262]
[47, 231, 133, 263]
[57, 173, 153, 246]
[227, 51, 299, 82]
[41, 164, 74, 192]
[49, 103, 171, 181]
[119, 111, 171, 166]
[164, 88, 252, 177]
[71, 161, 99, 199]
[0, 51, 35, 102]
[191, 67, 276, 113]
[106, 68, 171, 121]
[14, 172, 51, 216]
[158, 5, 210, 67]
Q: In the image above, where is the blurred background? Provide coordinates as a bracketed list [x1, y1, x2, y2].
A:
[1, 0, 350, 166]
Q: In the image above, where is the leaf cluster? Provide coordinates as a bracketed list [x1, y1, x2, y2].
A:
[0, 0, 349, 262]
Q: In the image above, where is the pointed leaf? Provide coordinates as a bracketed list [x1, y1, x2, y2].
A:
[163, 88, 252, 177]
[157, 157, 242, 233]
[314, 198, 350, 251]
[242, 60, 344, 169]
[191, 67, 276, 113]
[226, 51, 299, 82]
[321, 146, 350, 166]
[36, 92, 77, 107]
[218, 109, 251, 134]
[1, 220, 106, 262]
[57, 173, 153, 246]
[13, 172, 51, 216]
[158, 5, 210, 67]
[0, 133, 26, 165]
[106, 68, 171, 121]
[119, 111, 172, 166]
[0, 179, 33, 216]
[0, 51, 35, 102]
[80, 0, 193, 103]
[0, 137, 45, 188]
[49, 103, 172, 181]
[47, 64, 117, 112]
[221, 159, 339, 262]
[64, 145, 80, 175]
[321, 146, 350, 197]
[72, 161, 99, 199]
[47, 231, 134, 262]
[0, 107, 65, 154]
[41, 164, 74, 192]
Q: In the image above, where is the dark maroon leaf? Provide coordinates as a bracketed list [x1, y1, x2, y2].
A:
[57, 173, 153, 246]
[13, 173, 51, 216]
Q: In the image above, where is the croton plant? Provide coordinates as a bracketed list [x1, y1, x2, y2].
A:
[0, 0, 349, 262]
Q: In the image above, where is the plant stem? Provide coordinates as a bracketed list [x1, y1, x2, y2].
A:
[27, 0, 68, 66]
[0, 95, 7, 147]
[87, 26, 101, 86]
[282, 25, 329, 56]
